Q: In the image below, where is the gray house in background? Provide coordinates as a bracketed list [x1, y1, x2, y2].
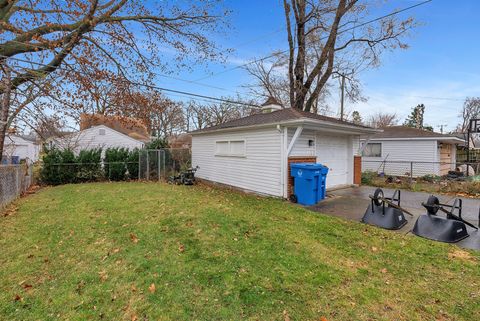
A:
[361, 126, 465, 177]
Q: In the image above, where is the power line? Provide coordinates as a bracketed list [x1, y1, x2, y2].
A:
[1, 26, 289, 91]
[0, 39, 230, 91]
[195, 0, 433, 81]
[1, 55, 260, 108]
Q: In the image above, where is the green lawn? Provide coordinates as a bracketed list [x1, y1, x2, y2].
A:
[1, 182, 479, 321]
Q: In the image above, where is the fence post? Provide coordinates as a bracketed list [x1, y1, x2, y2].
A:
[158, 150, 161, 182]
[410, 162, 413, 184]
[146, 151, 150, 180]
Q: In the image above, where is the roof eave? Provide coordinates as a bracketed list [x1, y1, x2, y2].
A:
[190, 118, 378, 135]
[285, 118, 380, 134]
[360, 137, 466, 143]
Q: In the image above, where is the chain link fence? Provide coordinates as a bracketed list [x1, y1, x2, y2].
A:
[40, 148, 191, 184]
[139, 148, 191, 181]
[0, 164, 34, 210]
[362, 160, 479, 179]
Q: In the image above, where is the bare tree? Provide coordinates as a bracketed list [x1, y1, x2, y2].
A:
[243, 53, 291, 108]
[456, 97, 480, 133]
[282, 0, 416, 112]
[367, 112, 399, 128]
[0, 0, 227, 161]
[185, 101, 210, 131]
[185, 98, 257, 131]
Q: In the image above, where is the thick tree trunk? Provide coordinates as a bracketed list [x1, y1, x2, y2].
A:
[0, 64, 11, 163]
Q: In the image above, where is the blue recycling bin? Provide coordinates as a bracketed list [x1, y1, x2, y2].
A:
[290, 163, 329, 205]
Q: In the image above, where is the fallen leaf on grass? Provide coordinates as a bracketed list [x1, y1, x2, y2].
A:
[131, 284, 137, 292]
[320, 317, 329, 321]
[22, 283, 33, 291]
[14, 294, 22, 302]
[129, 233, 139, 243]
[131, 314, 137, 321]
[371, 246, 378, 252]
[148, 283, 156, 293]
[98, 271, 108, 282]
[381, 268, 388, 274]
[283, 310, 291, 321]
[178, 244, 185, 253]
[448, 248, 477, 263]
[3, 205, 18, 217]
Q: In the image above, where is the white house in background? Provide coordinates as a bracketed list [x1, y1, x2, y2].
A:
[361, 126, 465, 177]
[191, 98, 378, 198]
[49, 114, 150, 153]
[2, 134, 40, 162]
[49, 125, 145, 154]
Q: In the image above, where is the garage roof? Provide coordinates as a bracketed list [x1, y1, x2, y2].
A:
[191, 108, 374, 134]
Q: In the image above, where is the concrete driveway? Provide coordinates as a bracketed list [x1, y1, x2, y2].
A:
[309, 186, 480, 250]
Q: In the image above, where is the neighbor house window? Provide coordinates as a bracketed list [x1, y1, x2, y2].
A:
[362, 143, 381, 157]
[215, 140, 246, 157]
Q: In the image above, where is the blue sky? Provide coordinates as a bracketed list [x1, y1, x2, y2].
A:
[158, 0, 480, 133]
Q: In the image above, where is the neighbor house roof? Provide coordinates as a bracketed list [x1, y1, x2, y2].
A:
[362, 126, 465, 143]
[191, 108, 376, 134]
[80, 113, 150, 142]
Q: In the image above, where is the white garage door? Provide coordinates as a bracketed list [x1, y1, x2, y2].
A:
[315, 133, 349, 188]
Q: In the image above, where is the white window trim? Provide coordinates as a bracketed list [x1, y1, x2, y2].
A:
[362, 142, 382, 157]
[215, 139, 246, 157]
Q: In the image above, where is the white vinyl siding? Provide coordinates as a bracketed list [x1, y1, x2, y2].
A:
[362, 140, 438, 177]
[51, 125, 144, 154]
[287, 128, 316, 156]
[2, 135, 40, 162]
[192, 128, 282, 197]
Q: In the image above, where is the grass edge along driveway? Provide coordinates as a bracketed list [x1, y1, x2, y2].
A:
[1, 182, 479, 321]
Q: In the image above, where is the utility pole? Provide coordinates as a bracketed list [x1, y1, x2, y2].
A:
[333, 71, 353, 121]
[437, 124, 447, 134]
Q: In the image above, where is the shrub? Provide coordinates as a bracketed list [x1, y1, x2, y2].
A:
[104, 147, 129, 181]
[76, 148, 103, 182]
[361, 171, 377, 185]
[40, 148, 77, 185]
[419, 174, 441, 183]
[126, 148, 140, 179]
[145, 137, 169, 149]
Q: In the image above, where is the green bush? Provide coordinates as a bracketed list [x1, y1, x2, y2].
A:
[419, 174, 441, 183]
[76, 148, 103, 182]
[145, 137, 168, 149]
[40, 148, 77, 185]
[40, 146, 142, 185]
[126, 148, 140, 179]
[104, 147, 129, 181]
[361, 171, 377, 185]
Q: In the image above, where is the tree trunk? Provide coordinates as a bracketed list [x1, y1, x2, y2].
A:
[0, 64, 11, 163]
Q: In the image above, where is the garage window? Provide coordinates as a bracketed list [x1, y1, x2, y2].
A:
[362, 143, 381, 157]
[215, 140, 246, 157]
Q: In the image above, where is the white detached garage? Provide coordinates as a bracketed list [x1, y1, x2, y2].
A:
[191, 102, 378, 198]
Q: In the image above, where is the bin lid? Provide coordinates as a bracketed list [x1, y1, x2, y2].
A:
[291, 163, 326, 170]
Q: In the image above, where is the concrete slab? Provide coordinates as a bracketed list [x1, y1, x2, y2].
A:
[308, 186, 480, 250]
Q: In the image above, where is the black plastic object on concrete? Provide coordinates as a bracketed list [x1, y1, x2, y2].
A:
[412, 196, 471, 243]
[362, 188, 408, 230]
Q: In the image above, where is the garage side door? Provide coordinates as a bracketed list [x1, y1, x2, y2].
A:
[316, 133, 349, 188]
